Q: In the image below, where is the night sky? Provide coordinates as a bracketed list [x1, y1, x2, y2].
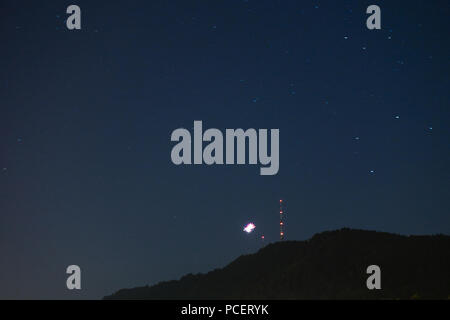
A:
[1, 0, 449, 299]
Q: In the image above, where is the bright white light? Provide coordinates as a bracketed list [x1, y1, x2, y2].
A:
[243, 223, 256, 233]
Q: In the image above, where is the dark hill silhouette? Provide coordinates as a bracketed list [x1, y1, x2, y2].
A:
[104, 229, 450, 299]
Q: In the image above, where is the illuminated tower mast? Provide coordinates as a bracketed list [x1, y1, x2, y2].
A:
[279, 199, 284, 240]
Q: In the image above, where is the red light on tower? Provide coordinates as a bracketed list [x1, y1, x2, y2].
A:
[279, 199, 285, 241]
